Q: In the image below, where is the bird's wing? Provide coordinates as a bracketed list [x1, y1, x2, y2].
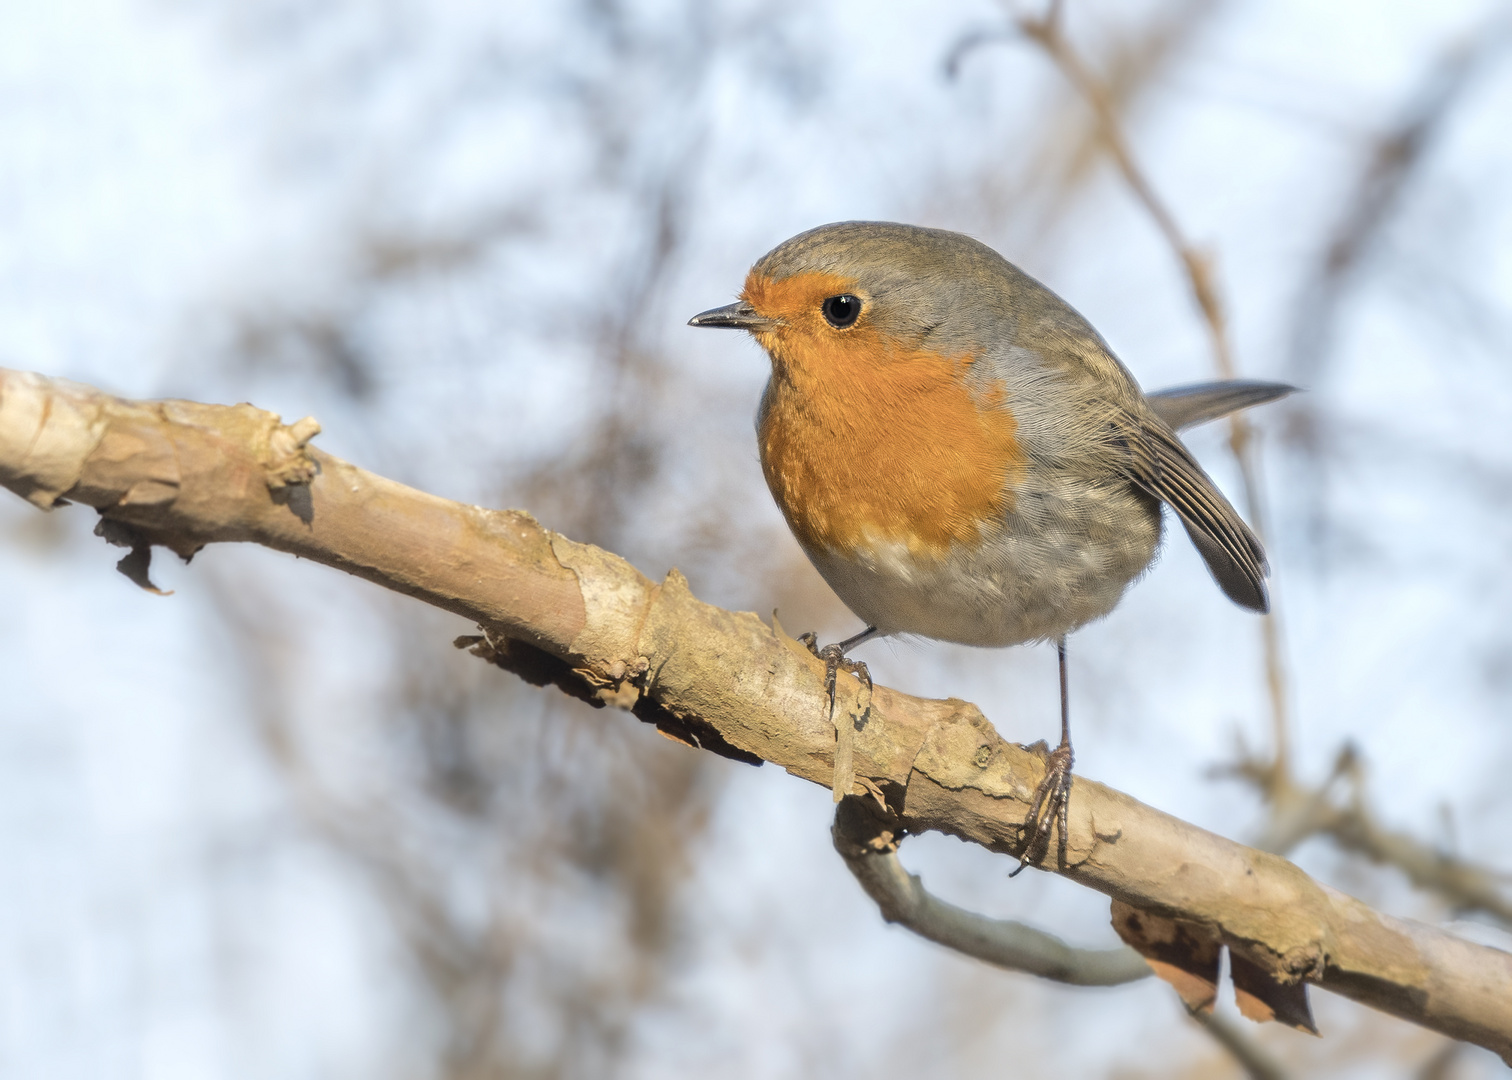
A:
[1145, 379, 1296, 432]
[1117, 412, 1270, 612]
[992, 303, 1275, 611]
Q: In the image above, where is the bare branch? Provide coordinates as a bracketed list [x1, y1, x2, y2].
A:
[1415, 1040, 1462, 1080]
[1282, 11, 1512, 577]
[831, 795, 1150, 986]
[1187, 1006, 1291, 1080]
[945, 0, 1224, 254]
[1228, 746, 1512, 929]
[3, 367, 1511, 1061]
[941, 26, 1017, 80]
[1016, 5, 1231, 375]
[1289, 12, 1512, 391]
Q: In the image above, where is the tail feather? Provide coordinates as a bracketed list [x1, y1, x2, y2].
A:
[1146, 379, 1296, 432]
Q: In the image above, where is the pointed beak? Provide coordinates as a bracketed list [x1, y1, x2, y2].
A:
[687, 300, 780, 332]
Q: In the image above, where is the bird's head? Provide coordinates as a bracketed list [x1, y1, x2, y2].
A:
[689, 221, 1018, 382]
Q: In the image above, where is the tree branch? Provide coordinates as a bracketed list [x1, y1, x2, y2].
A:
[831, 795, 1151, 987]
[1289, 12, 1512, 390]
[2, 367, 1510, 1061]
[1227, 745, 1512, 929]
[1187, 1005, 1292, 1080]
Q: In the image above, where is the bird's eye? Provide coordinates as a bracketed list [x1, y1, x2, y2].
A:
[821, 294, 862, 329]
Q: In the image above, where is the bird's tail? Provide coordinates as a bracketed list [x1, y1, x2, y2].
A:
[1145, 379, 1296, 432]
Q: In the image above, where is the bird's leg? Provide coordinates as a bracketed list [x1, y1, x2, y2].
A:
[798, 625, 878, 720]
[1013, 636, 1075, 874]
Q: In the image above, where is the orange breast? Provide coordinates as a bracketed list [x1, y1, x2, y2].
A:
[747, 272, 1025, 558]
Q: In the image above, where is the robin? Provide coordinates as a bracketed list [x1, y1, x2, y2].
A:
[690, 221, 1290, 868]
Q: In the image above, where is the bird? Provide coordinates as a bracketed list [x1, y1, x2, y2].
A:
[689, 221, 1291, 869]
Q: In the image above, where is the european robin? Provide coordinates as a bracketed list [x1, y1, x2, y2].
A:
[690, 221, 1291, 867]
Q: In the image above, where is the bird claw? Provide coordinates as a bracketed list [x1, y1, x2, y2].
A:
[798, 632, 873, 720]
[1011, 740, 1074, 875]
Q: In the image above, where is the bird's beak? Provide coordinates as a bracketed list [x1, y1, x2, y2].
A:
[687, 300, 780, 332]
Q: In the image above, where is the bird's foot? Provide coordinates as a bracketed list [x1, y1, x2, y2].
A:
[1011, 739, 1074, 875]
[798, 632, 873, 720]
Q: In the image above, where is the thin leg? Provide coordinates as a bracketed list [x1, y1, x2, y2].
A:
[838, 626, 881, 653]
[1012, 635, 1075, 874]
[1058, 634, 1070, 749]
[798, 625, 878, 720]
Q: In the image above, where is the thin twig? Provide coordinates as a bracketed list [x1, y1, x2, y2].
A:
[1187, 1006, 1291, 1080]
[947, 0, 1223, 257]
[1289, 13, 1512, 391]
[1014, 1, 1293, 786]
[832, 796, 1150, 986]
[1415, 1040, 1462, 1080]
[1225, 744, 1512, 928]
[1284, 13, 1512, 566]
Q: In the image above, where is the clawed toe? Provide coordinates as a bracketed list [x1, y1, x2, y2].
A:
[820, 644, 872, 708]
[1011, 742, 1074, 875]
[799, 632, 873, 719]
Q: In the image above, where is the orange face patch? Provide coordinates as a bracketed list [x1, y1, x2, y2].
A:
[742, 270, 1025, 557]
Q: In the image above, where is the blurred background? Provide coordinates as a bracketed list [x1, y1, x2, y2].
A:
[3, 0, 1512, 1076]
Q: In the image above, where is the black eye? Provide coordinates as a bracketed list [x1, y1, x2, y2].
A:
[821, 294, 862, 329]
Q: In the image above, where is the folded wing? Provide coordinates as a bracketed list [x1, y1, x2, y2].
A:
[1120, 413, 1270, 612]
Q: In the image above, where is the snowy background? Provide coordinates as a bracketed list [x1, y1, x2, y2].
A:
[2, 1, 1511, 1076]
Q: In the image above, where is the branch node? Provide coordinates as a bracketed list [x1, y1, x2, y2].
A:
[265, 415, 322, 491]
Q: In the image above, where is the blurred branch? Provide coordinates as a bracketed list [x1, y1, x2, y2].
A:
[1017, 2, 1232, 377]
[831, 795, 1150, 987]
[947, 0, 1222, 249]
[210, 573, 708, 1079]
[1226, 744, 1512, 930]
[1288, 12, 1512, 392]
[1283, 11, 1512, 570]
[1013, 0, 1294, 787]
[1415, 1041, 1462, 1080]
[200, 568, 540, 1077]
[524, 145, 701, 550]
[230, 207, 539, 401]
[1015, 5, 1512, 985]
[942, 26, 1017, 80]
[4, 368, 1512, 1061]
[1187, 1006, 1291, 1080]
